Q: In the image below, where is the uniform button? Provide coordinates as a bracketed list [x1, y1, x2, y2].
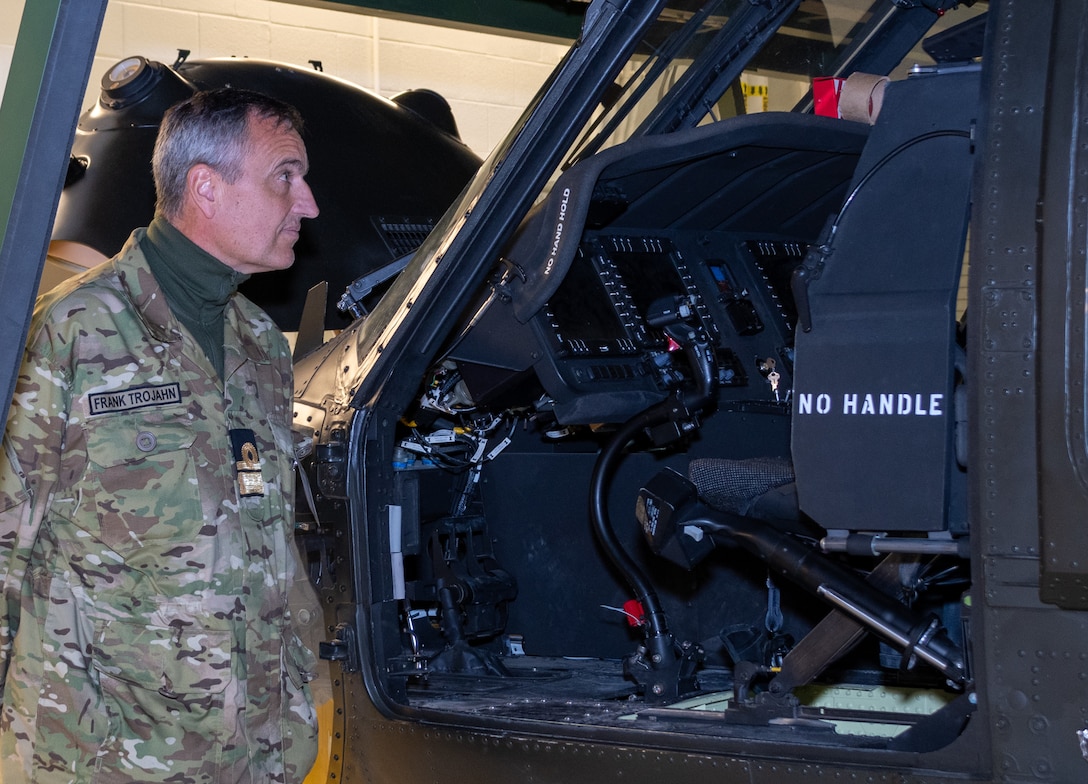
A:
[135, 431, 157, 452]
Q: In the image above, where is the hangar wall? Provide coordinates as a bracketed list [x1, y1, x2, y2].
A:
[0, 0, 570, 156]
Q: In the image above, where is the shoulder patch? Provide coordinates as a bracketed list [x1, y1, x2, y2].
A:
[87, 383, 183, 416]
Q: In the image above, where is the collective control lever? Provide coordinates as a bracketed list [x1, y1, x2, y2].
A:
[636, 468, 967, 685]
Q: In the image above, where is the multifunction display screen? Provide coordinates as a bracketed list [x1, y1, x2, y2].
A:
[547, 248, 629, 351]
[545, 237, 694, 356]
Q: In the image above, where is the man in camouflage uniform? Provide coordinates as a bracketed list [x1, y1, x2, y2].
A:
[0, 88, 321, 782]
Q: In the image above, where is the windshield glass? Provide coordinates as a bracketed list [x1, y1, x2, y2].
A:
[564, 0, 987, 166]
[355, 0, 986, 375]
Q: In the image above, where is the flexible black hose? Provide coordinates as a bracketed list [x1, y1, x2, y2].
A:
[589, 407, 673, 645]
[590, 321, 715, 657]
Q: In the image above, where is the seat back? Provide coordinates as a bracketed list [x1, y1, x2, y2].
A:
[791, 69, 978, 533]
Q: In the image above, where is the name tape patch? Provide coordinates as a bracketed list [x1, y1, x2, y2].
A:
[87, 383, 183, 416]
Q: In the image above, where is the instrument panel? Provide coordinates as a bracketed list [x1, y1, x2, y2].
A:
[532, 229, 807, 422]
[544, 236, 717, 356]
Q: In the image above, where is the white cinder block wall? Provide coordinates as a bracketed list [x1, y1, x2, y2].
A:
[2, 0, 572, 157]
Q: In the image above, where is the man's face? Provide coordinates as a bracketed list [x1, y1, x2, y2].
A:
[210, 113, 319, 274]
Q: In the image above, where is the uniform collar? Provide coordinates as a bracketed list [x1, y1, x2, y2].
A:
[143, 216, 250, 326]
[113, 228, 181, 344]
[112, 228, 275, 373]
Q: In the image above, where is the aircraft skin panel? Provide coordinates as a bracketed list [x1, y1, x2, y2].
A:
[973, 0, 1062, 776]
[1037, 0, 1088, 610]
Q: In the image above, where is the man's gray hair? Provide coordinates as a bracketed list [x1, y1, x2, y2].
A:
[152, 88, 305, 220]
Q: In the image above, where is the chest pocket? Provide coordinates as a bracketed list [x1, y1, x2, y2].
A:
[84, 409, 201, 558]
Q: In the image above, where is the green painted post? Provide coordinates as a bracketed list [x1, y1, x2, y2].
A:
[0, 0, 107, 411]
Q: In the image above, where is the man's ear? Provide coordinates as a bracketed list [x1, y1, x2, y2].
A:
[186, 164, 219, 219]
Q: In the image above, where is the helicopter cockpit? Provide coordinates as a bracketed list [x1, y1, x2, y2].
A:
[299, 0, 987, 763]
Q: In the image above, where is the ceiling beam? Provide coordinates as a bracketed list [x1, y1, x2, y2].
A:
[273, 0, 587, 42]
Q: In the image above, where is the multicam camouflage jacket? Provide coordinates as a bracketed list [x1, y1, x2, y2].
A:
[0, 230, 320, 783]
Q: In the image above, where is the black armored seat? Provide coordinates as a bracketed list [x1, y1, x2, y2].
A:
[789, 67, 978, 535]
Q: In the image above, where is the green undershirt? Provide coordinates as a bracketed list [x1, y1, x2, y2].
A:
[144, 216, 250, 379]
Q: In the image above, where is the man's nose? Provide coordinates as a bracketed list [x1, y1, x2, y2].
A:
[296, 180, 319, 219]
